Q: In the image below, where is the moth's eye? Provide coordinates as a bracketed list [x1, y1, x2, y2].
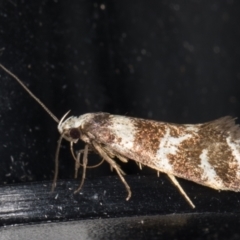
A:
[69, 128, 80, 139]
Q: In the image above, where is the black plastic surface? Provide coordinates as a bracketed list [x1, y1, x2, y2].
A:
[1, 0, 240, 239]
[1, 176, 240, 239]
[1, 175, 240, 222]
[2, 213, 240, 240]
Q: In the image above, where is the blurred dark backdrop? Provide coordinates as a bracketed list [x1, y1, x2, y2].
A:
[1, 1, 240, 238]
[0, 0, 240, 197]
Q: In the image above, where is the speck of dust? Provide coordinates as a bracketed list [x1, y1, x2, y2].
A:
[92, 193, 98, 200]
[100, 4, 105, 10]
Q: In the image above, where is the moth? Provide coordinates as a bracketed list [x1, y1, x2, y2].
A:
[2, 64, 240, 209]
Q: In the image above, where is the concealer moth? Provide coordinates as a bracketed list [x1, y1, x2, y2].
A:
[2, 64, 240, 209]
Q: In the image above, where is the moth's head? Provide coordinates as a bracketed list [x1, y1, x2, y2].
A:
[57, 111, 94, 143]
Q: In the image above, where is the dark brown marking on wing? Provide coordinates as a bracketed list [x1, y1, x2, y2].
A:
[168, 117, 240, 190]
[167, 132, 203, 183]
[201, 117, 239, 189]
[132, 119, 166, 158]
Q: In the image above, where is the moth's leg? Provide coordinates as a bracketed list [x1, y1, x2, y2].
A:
[70, 141, 77, 161]
[167, 174, 195, 208]
[116, 155, 128, 163]
[93, 142, 132, 201]
[138, 163, 142, 170]
[74, 144, 89, 194]
[87, 158, 105, 168]
[70, 142, 104, 175]
[70, 142, 84, 178]
[74, 150, 85, 179]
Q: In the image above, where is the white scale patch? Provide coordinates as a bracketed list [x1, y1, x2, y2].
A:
[226, 136, 240, 178]
[156, 128, 192, 172]
[185, 124, 200, 132]
[199, 149, 222, 188]
[109, 116, 136, 150]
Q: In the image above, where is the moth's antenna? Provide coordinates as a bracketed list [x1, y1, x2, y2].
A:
[0, 64, 59, 123]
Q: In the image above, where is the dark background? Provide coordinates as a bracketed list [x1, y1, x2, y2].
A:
[0, 0, 240, 238]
